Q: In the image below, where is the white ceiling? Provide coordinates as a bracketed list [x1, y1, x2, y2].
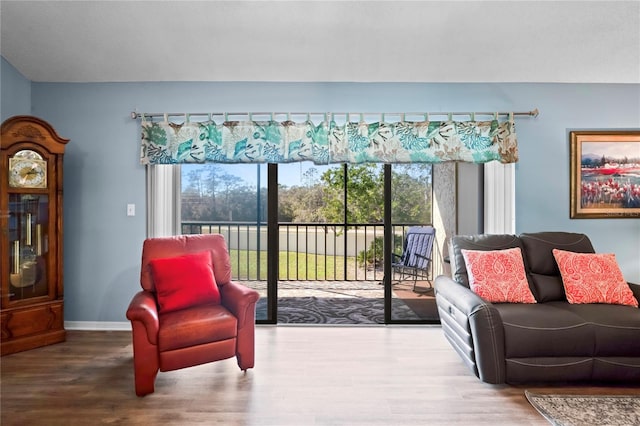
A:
[1, 0, 639, 83]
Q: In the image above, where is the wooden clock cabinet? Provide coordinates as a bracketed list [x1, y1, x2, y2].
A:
[1, 116, 69, 355]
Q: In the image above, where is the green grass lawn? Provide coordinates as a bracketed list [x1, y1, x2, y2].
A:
[229, 249, 361, 280]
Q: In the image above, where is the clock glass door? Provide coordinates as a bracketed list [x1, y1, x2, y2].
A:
[7, 193, 49, 302]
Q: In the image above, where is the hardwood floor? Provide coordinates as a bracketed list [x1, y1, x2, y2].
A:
[1, 326, 638, 425]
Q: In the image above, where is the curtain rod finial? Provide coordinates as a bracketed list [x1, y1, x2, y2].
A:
[531, 108, 539, 117]
[131, 112, 139, 119]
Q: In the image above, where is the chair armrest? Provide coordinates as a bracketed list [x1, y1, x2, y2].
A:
[126, 290, 159, 345]
[434, 275, 506, 384]
[220, 281, 260, 327]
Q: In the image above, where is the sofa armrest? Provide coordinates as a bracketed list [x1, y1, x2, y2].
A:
[126, 290, 160, 345]
[629, 282, 640, 305]
[434, 275, 506, 384]
[220, 281, 260, 328]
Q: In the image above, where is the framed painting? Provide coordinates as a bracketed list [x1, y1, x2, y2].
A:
[570, 130, 640, 219]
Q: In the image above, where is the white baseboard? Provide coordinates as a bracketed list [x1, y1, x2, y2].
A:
[65, 321, 131, 331]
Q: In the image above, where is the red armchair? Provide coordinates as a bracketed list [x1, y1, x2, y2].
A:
[126, 234, 260, 396]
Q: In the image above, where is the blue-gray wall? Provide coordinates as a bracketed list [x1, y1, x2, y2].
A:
[2, 59, 639, 323]
[1, 57, 31, 120]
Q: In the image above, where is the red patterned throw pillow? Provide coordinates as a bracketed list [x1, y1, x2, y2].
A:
[149, 250, 221, 313]
[552, 249, 638, 307]
[461, 247, 536, 303]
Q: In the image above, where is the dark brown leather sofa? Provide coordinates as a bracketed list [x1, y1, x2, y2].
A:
[434, 232, 640, 384]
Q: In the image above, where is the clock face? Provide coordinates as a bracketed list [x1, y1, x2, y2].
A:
[9, 151, 47, 189]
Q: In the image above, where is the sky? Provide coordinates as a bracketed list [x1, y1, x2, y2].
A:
[582, 142, 640, 159]
[181, 162, 428, 191]
[182, 162, 333, 190]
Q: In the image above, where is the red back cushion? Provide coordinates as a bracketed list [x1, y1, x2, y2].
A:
[149, 250, 221, 313]
[461, 247, 537, 304]
[552, 249, 638, 307]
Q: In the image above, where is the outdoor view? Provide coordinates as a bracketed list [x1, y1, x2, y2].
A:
[180, 162, 434, 324]
[181, 162, 431, 279]
[182, 162, 432, 226]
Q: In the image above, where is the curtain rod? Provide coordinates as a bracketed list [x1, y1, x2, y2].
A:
[130, 108, 539, 120]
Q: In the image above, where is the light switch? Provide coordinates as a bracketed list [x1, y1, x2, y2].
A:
[127, 204, 135, 216]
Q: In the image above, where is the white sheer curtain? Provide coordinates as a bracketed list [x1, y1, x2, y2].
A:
[484, 162, 515, 234]
[146, 165, 181, 237]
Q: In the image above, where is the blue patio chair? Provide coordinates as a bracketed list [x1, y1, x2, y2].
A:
[391, 226, 436, 292]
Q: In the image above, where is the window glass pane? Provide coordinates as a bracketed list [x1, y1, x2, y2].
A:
[390, 163, 436, 322]
[277, 162, 333, 223]
[345, 164, 384, 224]
[278, 162, 342, 280]
[181, 164, 267, 281]
[391, 164, 432, 224]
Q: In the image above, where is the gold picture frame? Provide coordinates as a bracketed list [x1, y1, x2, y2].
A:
[570, 130, 640, 219]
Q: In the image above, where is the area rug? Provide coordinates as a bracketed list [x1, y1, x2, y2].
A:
[256, 296, 419, 324]
[525, 391, 640, 426]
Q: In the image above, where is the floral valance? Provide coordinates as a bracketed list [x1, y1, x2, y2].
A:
[139, 117, 518, 165]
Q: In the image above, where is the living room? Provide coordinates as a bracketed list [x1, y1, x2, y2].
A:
[1, 1, 639, 424]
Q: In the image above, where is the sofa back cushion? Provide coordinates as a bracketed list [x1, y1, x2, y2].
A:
[449, 234, 525, 289]
[520, 232, 595, 302]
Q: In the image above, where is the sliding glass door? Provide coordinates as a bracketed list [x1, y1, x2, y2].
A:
[181, 163, 270, 320]
[179, 162, 436, 324]
[388, 164, 438, 323]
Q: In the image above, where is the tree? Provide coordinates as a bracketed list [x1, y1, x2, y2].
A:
[217, 172, 245, 221]
[181, 163, 432, 225]
[279, 181, 327, 223]
[184, 168, 206, 197]
[391, 164, 432, 223]
[321, 164, 385, 224]
[302, 167, 320, 187]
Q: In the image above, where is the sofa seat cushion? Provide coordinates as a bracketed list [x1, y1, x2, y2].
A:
[506, 357, 594, 383]
[495, 303, 594, 358]
[557, 303, 640, 356]
[592, 357, 640, 382]
[158, 303, 238, 352]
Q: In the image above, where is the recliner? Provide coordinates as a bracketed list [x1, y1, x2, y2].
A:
[126, 234, 259, 396]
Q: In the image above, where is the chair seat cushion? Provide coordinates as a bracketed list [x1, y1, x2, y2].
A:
[158, 303, 238, 352]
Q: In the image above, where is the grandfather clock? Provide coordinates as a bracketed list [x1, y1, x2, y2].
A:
[1, 116, 69, 355]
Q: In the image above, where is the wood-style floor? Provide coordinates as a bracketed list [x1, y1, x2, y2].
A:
[1, 327, 638, 425]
